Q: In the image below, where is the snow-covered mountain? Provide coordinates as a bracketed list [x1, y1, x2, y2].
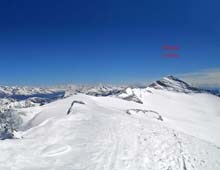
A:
[77, 84, 125, 97]
[0, 86, 56, 96]
[0, 86, 65, 111]
[55, 84, 127, 98]
[148, 75, 201, 93]
[0, 76, 220, 170]
[57, 76, 219, 101]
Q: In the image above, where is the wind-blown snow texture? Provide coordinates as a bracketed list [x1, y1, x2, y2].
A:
[0, 76, 220, 170]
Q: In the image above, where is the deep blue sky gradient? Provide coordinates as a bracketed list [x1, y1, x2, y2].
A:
[0, 0, 219, 85]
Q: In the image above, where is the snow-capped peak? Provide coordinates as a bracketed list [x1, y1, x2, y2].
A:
[148, 75, 199, 93]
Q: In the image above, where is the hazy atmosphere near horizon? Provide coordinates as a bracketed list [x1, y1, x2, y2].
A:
[0, 0, 219, 87]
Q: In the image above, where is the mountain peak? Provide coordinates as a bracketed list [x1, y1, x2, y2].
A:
[149, 75, 199, 93]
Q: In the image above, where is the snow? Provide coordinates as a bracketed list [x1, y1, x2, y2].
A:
[132, 87, 220, 146]
[0, 90, 220, 170]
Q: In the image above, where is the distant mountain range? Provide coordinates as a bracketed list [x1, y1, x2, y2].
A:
[0, 76, 219, 111]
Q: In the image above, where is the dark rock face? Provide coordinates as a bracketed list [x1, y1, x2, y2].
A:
[126, 109, 163, 121]
[120, 94, 143, 104]
[86, 89, 122, 97]
[67, 101, 85, 115]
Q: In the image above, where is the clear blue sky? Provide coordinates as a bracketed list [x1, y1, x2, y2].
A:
[0, 0, 219, 85]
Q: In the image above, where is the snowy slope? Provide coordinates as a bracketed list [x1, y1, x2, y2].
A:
[130, 87, 220, 145]
[0, 76, 220, 170]
[0, 92, 219, 170]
